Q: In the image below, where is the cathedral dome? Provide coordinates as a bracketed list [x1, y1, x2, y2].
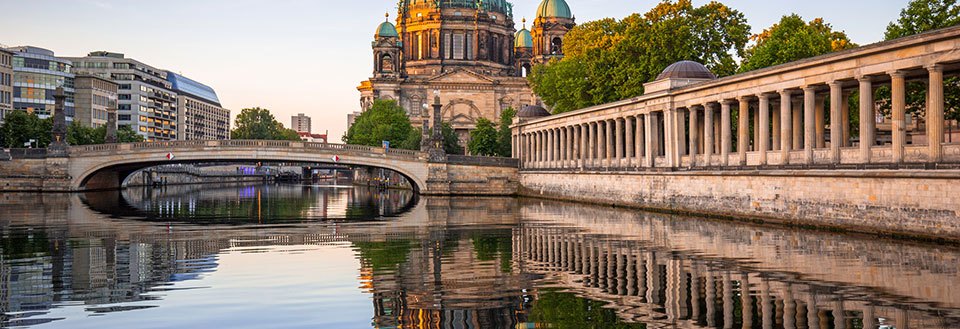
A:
[375, 15, 398, 38]
[518, 105, 551, 118]
[404, 0, 514, 17]
[656, 60, 716, 80]
[536, 0, 572, 19]
[515, 28, 533, 48]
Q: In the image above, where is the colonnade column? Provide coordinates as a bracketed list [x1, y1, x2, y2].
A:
[606, 119, 614, 167]
[738, 97, 750, 165]
[829, 81, 843, 164]
[705, 103, 715, 165]
[689, 106, 699, 166]
[625, 117, 634, 167]
[841, 92, 851, 147]
[890, 71, 906, 163]
[816, 95, 826, 148]
[859, 77, 875, 163]
[780, 90, 793, 164]
[635, 115, 644, 168]
[615, 118, 624, 166]
[580, 124, 588, 169]
[721, 101, 732, 166]
[928, 64, 944, 162]
[804, 86, 816, 164]
[550, 129, 557, 167]
[588, 122, 596, 168]
[596, 121, 604, 168]
[759, 94, 770, 165]
[793, 98, 803, 151]
[645, 113, 655, 167]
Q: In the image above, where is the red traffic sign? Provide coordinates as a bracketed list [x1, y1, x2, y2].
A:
[166, 153, 175, 160]
[332, 155, 340, 162]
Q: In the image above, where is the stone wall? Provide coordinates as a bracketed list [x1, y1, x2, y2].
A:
[424, 162, 518, 196]
[520, 170, 960, 241]
[0, 158, 71, 192]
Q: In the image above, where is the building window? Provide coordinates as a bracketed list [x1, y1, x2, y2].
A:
[453, 34, 464, 60]
[466, 32, 473, 60]
[443, 33, 452, 59]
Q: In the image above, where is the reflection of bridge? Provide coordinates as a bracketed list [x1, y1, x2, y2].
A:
[0, 140, 519, 195]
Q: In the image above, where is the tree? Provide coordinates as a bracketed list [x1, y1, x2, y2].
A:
[345, 100, 415, 149]
[0, 111, 51, 148]
[116, 125, 146, 143]
[230, 107, 300, 141]
[68, 123, 105, 145]
[528, 0, 751, 114]
[440, 123, 463, 155]
[468, 118, 499, 156]
[497, 107, 516, 157]
[740, 14, 856, 72]
[885, 0, 960, 40]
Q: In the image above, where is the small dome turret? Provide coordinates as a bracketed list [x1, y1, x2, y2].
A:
[656, 61, 716, 80]
[536, 0, 573, 19]
[375, 13, 398, 38]
[518, 105, 551, 118]
[515, 19, 533, 48]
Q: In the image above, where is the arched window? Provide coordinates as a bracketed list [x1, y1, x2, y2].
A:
[550, 37, 563, 55]
[380, 54, 394, 73]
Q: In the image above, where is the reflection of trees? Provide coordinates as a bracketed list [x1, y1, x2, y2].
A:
[354, 240, 414, 273]
[529, 289, 647, 329]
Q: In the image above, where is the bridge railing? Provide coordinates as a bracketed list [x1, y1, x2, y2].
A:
[7, 148, 48, 159]
[446, 155, 520, 168]
[67, 140, 426, 159]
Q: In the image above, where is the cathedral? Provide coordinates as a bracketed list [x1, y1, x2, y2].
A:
[357, 0, 575, 147]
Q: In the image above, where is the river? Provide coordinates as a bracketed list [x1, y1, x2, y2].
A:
[0, 183, 956, 328]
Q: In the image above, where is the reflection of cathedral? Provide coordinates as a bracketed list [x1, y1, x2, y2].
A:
[358, 0, 576, 146]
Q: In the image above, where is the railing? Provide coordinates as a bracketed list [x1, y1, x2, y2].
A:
[66, 140, 425, 159]
[8, 148, 48, 159]
[446, 155, 520, 168]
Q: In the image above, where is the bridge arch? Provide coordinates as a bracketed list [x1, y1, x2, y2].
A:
[69, 141, 429, 193]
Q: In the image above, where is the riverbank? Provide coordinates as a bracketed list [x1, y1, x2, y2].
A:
[519, 169, 960, 243]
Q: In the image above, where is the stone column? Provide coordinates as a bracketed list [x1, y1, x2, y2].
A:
[928, 64, 945, 162]
[780, 90, 793, 164]
[535, 132, 542, 167]
[606, 119, 615, 167]
[597, 121, 606, 168]
[793, 98, 803, 151]
[548, 129, 555, 167]
[705, 103, 716, 166]
[588, 123, 596, 168]
[636, 115, 644, 168]
[721, 101, 732, 166]
[891, 71, 906, 163]
[105, 103, 118, 143]
[759, 94, 770, 165]
[615, 118, 624, 165]
[739, 97, 750, 165]
[754, 102, 761, 152]
[645, 113, 655, 167]
[580, 124, 588, 169]
[804, 86, 817, 164]
[557, 128, 564, 168]
[677, 110, 687, 159]
[625, 117, 634, 167]
[830, 81, 843, 164]
[49, 87, 69, 157]
[859, 76, 875, 163]
[689, 106, 700, 167]
[816, 95, 826, 148]
[667, 109, 680, 167]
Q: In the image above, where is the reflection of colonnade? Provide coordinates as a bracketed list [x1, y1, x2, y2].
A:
[514, 27, 960, 169]
[517, 225, 955, 328]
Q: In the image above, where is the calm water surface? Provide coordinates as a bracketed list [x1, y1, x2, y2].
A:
[0, 183, 957, 328]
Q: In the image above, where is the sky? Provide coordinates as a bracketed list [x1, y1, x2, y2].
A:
[0, 0, 910, 140]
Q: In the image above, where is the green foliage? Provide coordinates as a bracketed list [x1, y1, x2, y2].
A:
[528, 0, 750, 114]
[68, 123, 105, 145]
[0, 111, 52, 148]
[231, 107, 301, 141]
[440, 123, 463, 155]
[740, 14, 856, 72]
[345, 100, 415, 149]
[468, 118, 499, 156]
[116, 125, 146, 143]
[399, 127, 423, 150]
[528, 289, 648, 329]
[885, 0, 960, 40]
[497, 107, 516, 157]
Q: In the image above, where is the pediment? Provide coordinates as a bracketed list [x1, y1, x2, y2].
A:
[427, 68, 496, 84]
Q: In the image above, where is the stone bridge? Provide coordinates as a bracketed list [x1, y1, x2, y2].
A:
[0, 140, 519, 195]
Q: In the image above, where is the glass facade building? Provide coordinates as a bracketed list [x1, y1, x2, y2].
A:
[6, 46, 75, 122]
[0, 49, 13, 122]
[166, 72, 230, 140]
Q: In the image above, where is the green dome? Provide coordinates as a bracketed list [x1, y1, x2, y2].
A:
[514, 28, 533, 48]
[536, 0, 572, 19]
[375, 20, 398, 38]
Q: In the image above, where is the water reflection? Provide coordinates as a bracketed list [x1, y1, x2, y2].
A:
[0, 185, 956, 328]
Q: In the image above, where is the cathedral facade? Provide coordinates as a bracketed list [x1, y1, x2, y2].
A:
[357, 0, 575, 147]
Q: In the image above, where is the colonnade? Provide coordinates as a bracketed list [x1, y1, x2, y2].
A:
[518, 226, 939, 329]
[513, 62, 957, 170]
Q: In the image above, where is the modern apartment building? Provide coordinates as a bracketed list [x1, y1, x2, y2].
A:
[0, 49, 13, 121]
[67, 51, 178, 141]
[73, 74, 118, 128]
[292, 113, 311, 133]
[7, 46, 75, 122]
[166, 72, 230, 140]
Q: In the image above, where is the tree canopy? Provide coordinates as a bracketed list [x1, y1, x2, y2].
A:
[496, 107, 516, 157]
[739, 14, 856, 72]
[467, 118, 499, 156]
[345, 100, 415, 149]
[885, 0, 960, 40]
[528, 0, 750, 114]
[0, 111, 143, 148]
[230, 107, 301, 141]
